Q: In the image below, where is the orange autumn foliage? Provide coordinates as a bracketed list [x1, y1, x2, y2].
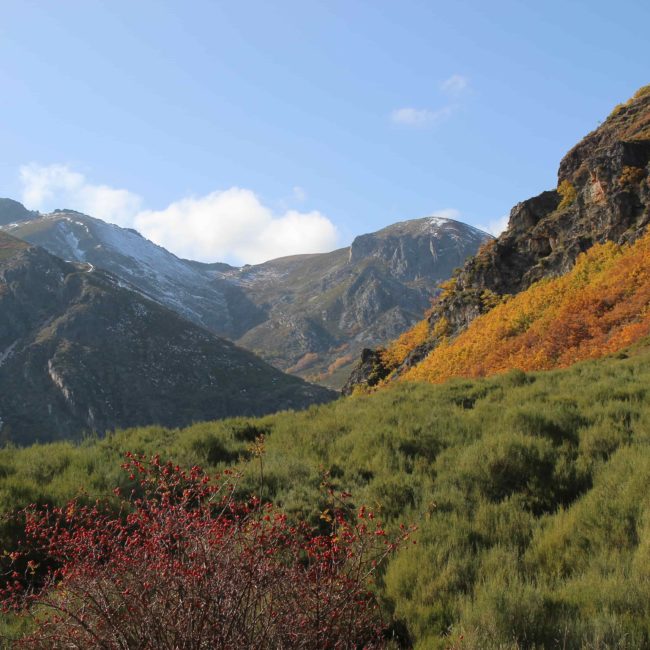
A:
[381, 317, 431, 368]
[401, 230, 650, 384]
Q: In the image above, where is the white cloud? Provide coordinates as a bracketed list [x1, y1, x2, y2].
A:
[391, 106, 454, 127]
[19, 164, 339, 264]
[20, 163, 142, 225]
[391, 74, 469, 128]
[440, 74, 468, 97]
[134, 188, 338, 264]
[477, 214, 509, 236]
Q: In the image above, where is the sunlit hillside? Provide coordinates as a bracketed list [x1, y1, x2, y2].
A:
[381, 229, 650, 386]
[2, 344, 650, 647]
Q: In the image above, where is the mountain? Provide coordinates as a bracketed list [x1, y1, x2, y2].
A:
[3, 212, 491, 388]
[221, 217, 491, 386]
[0, 231, 334, 444]
[0, 198, 37, 226]
[343, 85, 650, 393]
[1, 211, 264, 339]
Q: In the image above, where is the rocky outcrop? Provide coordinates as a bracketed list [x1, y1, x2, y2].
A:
[344, 86, 650, 390]
[341, 348, 392, 395]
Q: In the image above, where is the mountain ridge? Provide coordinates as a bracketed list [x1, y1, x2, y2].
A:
[2, 209, 491, 387]
[0, 230, 334, 444]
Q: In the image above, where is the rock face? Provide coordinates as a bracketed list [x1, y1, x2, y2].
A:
[343, 85, 650, 391]
[340, 348, 391, 395]
[0, 232, 334, 445]
[4, 213, 490, 388]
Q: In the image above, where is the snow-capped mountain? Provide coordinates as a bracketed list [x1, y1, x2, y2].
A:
[2, 210, 263, 338]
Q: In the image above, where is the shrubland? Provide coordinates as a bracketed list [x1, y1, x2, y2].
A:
[2, 341, 650, 648]
[383, 229, 650, 385]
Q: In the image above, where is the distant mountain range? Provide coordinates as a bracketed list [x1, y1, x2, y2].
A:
[1, 205, 491, 387]
[0, 230, 333, 444]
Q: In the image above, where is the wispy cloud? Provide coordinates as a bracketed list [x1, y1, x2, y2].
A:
[477, 214, 509, 236]
[19, 164, 339, 264]
[391, 73, 469, 129]
[391, 106, 454, 127]
[440, 74, 468, 97]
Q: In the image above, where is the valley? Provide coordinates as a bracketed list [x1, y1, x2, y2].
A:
[1, 67, 649, 648]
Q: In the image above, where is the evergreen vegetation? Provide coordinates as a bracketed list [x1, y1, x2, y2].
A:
[2, 341, 650, 648]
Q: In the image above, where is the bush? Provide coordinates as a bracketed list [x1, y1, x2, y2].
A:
[558, 180, 577, 209]
[1, 455, 412, 649]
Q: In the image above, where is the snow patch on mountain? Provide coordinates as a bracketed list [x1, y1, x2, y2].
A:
[0, 341, 17, 368]
[62, 227, 85, 261]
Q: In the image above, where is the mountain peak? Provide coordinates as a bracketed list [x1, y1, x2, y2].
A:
[357, 215, 490, 240]
[348, 216, 491, 277]
[0, 198, 38, 227]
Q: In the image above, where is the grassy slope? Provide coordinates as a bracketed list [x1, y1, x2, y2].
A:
[2, 343, 650, 648]
[0, 231, 29, 262]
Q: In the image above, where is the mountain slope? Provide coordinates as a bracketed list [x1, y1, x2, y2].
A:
[4, 212, 490, 388]
[386, 230, 650, 384]
[0, 232, 334, 444]
[343, 85, 650, 392]
[222, 217, 491, 386]
[2, 211, 263, 339]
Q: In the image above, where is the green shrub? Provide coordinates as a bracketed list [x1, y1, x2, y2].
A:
[3, 345, 650, 647]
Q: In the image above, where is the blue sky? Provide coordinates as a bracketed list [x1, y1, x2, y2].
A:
[1, 0, 648, 263]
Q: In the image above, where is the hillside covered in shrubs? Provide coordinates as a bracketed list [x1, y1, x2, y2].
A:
[343, 85, 650, 394]
[380, 228, 650, 385]
[2, 342, 650, 648]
